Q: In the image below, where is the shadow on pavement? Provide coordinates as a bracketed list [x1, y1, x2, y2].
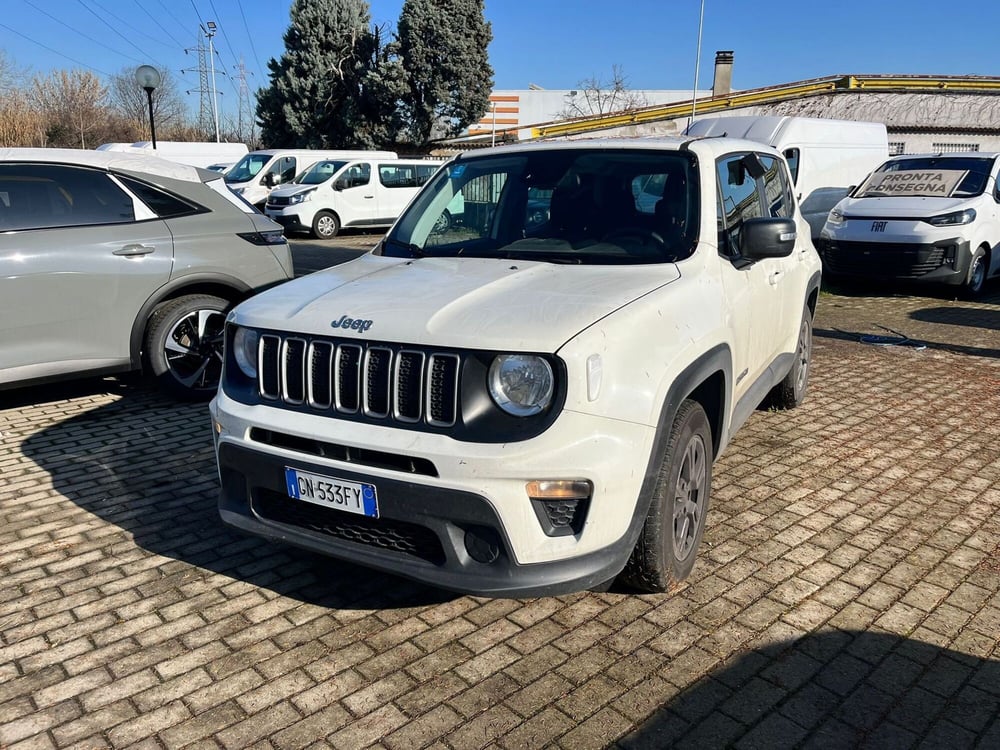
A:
[814, 327, 1000, 360]
[618, 630, 1000, 749]
[910, 306, 1000, 332]
[18, 382, 456, 610]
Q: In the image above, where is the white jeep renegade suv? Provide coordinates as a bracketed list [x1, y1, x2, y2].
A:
[210, 138, 822, 597]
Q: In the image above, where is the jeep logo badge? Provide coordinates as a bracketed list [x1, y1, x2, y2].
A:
[331, 315, 373, 333]
[871, 221, 888, 233]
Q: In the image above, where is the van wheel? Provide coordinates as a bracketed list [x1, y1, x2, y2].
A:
[768, 304, 813, 410]
[313, 211, 340, 239]
[432, 210, 452, 233]
[619, 400, 712, 593]
[145, 294, 229, 400]
[963, 247, 987, 298]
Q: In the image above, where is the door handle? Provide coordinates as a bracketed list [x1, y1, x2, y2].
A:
[113, 244, 155, 257]
[364, 195, 375, 199]
[768, 270, 784, 287]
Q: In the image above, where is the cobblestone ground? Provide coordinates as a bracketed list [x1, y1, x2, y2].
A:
[1, 278, 999, 749]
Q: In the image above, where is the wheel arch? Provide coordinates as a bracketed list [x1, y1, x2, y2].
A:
[129, 274, 252, 368]
[611, 343, 732, 580]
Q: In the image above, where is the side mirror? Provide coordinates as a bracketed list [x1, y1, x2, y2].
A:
[262, 172, 276, 188]
[740, 217, 797, 259]
[333, 178, 347, 191]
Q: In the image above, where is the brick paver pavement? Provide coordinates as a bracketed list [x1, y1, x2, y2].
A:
[2, 279, 999, 749]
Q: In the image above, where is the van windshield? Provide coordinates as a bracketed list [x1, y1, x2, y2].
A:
[225, 154, 270, 184]
[382, 149, 699, 266]
[858, 156, 996, 198]
[294, 160, 349, 185]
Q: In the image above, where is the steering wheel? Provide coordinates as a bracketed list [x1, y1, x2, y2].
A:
[602, 226, 667, 249]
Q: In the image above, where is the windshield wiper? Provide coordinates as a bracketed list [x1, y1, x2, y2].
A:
[384, 237, 425, 258]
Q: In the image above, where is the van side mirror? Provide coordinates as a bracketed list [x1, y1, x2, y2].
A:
[740, 217, 797, 259]
[262, 172, 276, 188]
[333, 178, 347, 191]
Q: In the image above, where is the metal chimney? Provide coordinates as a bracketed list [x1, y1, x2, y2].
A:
[713, 51, 734, 97]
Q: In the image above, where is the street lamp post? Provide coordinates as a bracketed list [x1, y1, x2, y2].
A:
[135, 65, 162, 149]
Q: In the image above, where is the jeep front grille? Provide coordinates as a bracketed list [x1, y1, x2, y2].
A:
[258, 334, 461, 427]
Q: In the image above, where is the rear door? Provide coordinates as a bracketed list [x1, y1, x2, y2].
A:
[376, 162, 422, 225]
[0, 163, 172, 381]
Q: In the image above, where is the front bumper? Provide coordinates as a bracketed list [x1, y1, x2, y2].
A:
[815, 236, 971, 284]
[210, 394, 656, 597]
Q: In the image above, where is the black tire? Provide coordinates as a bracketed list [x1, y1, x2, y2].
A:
[619, 400, 713, 593]
[432, 210, 452, 234]
[963, 247, 987, 298]
[769, 305, 813, 410]
[145, 294, 229, 400]
[312, 210, 340, 239]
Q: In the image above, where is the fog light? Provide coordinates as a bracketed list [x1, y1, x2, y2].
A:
[528, 480, 593, 537]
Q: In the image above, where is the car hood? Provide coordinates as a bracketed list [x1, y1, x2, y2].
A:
[268, 184, 316, 199]
[837, 195, 977, 218]
[232, 253, 681, 351]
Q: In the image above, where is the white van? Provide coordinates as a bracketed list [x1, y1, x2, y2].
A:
[225, 149, 397, 208]
[817, 152, 1000, 296]
[96, 141, 249, 170]
[264, 157, 442, 238]
[686, 116, 889, 238]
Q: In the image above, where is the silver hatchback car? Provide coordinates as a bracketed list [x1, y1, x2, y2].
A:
[0, 148, 294, 399]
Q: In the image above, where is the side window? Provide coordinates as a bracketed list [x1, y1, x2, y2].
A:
[342, 163, 371, 189]
[0, 163, 135, 231]
[267, 156, 296, 184]
[760, 155, 794, 218]
[416, 164, 439, 186]
[717, 154, 764, 258]
[783, 148, 800, 185]
[117, 175, 200, 218]
[379, 165, 418, 188]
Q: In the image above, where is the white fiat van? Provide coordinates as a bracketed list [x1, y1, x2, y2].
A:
[817, 151, 1000, 296]
[225, 149, 397, 208]
[264, 157, 443, 238]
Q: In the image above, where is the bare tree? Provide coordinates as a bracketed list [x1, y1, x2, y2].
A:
[29, 70, 110, 148]
[560, 65, 649, 118]
[109, 66, 189, 142]
[0, 51, 43, 146]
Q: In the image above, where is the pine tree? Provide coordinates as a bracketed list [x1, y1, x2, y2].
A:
[397, 0, 493, 146]
[257, 0, 380, 148]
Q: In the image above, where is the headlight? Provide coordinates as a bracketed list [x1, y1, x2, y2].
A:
[826, 208, 845, 227]
[233, 327, 259, 378]
[289, 189, 316, 205]
[924, 208, 976, 226]
[488, 355, 554, 416]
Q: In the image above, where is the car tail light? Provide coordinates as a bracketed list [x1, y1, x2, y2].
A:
[237, 230, 287, 246]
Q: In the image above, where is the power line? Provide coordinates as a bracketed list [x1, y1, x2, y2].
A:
[205, 1, 246, 100]
[0, 21, 111, 76]
[86, 0, 177, 51]
[235, 0, 267, 84]
[21, 0, 146, 67]
[75, 0, 152, 61]
[134, 0, 186, 48]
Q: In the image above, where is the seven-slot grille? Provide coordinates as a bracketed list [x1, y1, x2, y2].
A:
[258, 334, 460, 427]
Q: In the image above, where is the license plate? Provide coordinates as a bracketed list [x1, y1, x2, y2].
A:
[284, 467, 379, 518]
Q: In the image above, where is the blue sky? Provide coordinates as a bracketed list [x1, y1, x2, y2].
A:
[1, 0, 998, 121]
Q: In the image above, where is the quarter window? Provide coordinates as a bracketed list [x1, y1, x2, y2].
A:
[0, 164, 135, 232]
[117, 175, 199, 218]
[379, 164, 419, 188]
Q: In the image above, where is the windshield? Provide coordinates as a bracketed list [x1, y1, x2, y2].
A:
[857, 156, 996, 198]
[225, 153, 271, 184]
[383, 148, 699, 265]
[294, 160, 349, 185]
